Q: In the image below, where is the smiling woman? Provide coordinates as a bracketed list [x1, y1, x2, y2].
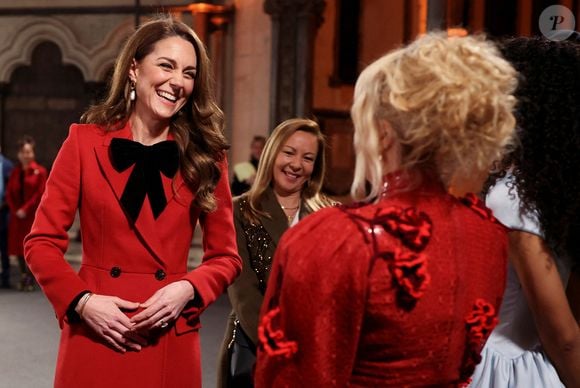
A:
[130, 36, 197, 130]
[217, 118, 336, 388]
[23, 15, 241, 388]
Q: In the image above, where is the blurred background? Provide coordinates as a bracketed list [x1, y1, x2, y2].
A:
[0, 0, 576, 198]
[0, 1, 578, 387]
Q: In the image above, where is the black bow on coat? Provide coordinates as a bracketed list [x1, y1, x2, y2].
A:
[109, 138, 179, 223]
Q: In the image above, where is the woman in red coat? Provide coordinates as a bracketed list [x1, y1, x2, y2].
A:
[24, 16, 241, 388]
[6, 136, 47, 291]
[254, 33, 518, 387]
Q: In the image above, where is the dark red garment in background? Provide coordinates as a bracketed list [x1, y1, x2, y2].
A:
[6, 160, 47, 256]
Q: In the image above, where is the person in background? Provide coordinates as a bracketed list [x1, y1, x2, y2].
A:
[231, 135, 266, 196]
[6, 136, 46, 291]
[218, 118, 334, 388]
[0, 147, 14, 289]
[254, 33, 518, 387]
[470, 36, 580, 388]
[23, 16, 241, 388]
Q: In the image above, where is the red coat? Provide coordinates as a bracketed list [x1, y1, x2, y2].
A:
[6, 160, 47, 256]
[24, 123, 241, 388]
[255, 179, 507, 387]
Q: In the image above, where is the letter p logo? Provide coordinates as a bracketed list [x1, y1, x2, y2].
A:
[550, 15, 565, 30]
[539, 5, 576, 41]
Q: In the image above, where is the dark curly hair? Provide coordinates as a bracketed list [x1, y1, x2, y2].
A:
[485, 35, 580, 264]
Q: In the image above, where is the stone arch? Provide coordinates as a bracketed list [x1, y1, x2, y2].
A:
[0, 17, 133, 83]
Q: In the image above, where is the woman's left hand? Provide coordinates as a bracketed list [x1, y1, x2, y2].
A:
[130, 280, 195, 330]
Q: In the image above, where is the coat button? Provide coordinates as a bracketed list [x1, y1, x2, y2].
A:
[110, 266, 121, 278]
[155, 269, 166, 281]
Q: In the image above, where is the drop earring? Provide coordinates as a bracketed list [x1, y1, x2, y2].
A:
[129, 80, 136, 101]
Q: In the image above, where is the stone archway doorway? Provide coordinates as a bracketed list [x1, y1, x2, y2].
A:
[3, 41, 90, 170]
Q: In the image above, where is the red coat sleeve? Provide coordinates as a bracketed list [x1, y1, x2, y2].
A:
[24, 125, 88, 327]
[255, 208, 370, 387]
[181, 158, 242, 315]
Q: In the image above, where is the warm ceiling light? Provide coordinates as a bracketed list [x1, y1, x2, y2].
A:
[187, 3, 228, 13]
[447, 27, 468, 37]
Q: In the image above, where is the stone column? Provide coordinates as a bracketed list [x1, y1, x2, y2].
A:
[264, 0, 326, 128]
[426, 0, 447, 31]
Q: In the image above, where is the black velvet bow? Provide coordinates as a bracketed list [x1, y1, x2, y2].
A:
[109, 138, 179, 223]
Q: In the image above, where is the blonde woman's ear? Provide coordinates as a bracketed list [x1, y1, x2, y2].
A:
[378, 119, 395, 156]
[378, 119, 403, 174]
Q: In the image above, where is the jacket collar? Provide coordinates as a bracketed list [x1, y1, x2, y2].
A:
[257, 187, 313, 245]
[93, 121, 189, 265]
[257, 187, 289, 247]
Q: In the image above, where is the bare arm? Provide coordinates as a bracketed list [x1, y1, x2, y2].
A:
[566, 266, 580, 325]
[509, 231, 580, 386]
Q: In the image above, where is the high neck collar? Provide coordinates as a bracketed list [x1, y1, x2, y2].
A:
[380, 169, 443, 198]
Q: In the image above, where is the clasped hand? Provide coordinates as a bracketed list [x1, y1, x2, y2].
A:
[81, 280, 195, 353]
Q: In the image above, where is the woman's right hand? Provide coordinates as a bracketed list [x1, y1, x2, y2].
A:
[80, 294, 147, 353]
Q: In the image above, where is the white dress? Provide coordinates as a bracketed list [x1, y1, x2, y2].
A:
[470, 175, 570, 388]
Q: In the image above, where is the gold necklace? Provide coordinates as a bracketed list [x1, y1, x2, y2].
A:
[280, 204, 299, 224]
[285, 210, 297, 224]
[280, 204, 299, 210]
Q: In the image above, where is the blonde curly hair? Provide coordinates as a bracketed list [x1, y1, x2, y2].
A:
[351, 33, 517, 202]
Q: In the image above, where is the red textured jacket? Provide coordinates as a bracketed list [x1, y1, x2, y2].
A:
[24, 123, 241, 388]
[255, 178, 507, 387]
[6, 160, 47, 256]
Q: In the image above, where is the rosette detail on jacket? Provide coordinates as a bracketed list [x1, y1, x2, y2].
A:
[258, 306, 298, 358]
[459, 298, 499, 385]
[347, 205, 433, 310]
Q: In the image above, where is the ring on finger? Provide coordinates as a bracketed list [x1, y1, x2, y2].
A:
[159, 319, 169, 329]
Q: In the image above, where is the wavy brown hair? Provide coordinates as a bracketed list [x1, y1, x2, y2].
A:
[81, 15, 228, 213]
[242, 118, 333, 224]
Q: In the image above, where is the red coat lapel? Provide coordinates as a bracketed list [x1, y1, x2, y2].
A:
[92, 123, 189, 265]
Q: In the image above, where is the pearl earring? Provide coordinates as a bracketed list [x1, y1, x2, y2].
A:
[129, 80, 136, 101]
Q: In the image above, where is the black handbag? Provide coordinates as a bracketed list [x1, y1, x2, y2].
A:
[228, 319, 256, 388]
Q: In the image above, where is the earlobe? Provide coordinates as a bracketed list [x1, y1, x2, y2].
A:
[378, 119, 403, 174]
[378, 120, 394, 153]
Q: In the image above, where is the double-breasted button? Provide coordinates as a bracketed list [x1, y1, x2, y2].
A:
[110, 266, 121, 278]
[155, 269, 166, 281]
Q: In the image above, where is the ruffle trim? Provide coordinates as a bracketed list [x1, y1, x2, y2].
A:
[459, 298, 499, 386]
[350, 205, 433, 310]
[373, 206, 432, 251]
[258, 306, 298, 359]
[460, 193, 501, 225]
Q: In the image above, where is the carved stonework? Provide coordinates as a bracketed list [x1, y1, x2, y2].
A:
[0, 17, 132, 83]
[264, 0, 326, 128]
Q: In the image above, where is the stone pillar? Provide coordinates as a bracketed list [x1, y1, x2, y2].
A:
[426, 0, 447, 31]
[192, 11, 210, 46]
[208, 14, 230, 105]
[181, 4, 234, 108]
[264, 0, 326, 128]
